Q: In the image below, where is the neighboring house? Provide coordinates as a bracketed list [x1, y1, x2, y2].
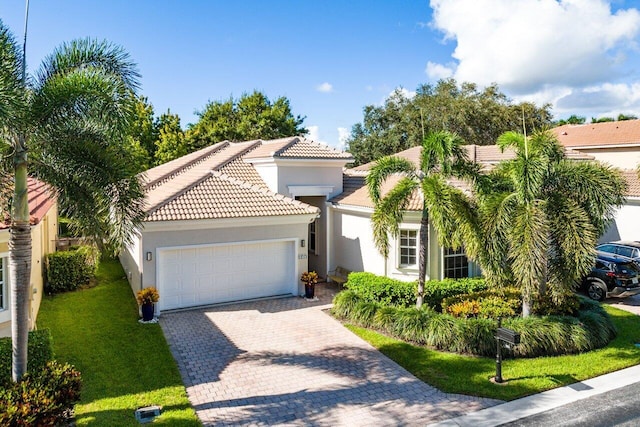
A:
[119, 137, 352, 312]
[0, 178, 58, 338]
[552, 119, 640, 169]
[552, 120, 640, 242]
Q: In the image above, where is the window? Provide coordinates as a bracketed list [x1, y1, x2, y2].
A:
[617, 246, 634, 258]
[309, 220, 317, 254]
[444, 247, 469, 279]
[399, 229, 418, 267]
[0, 258, 4, 310]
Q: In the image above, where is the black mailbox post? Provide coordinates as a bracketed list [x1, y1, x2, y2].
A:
[495, 320, 521, 383]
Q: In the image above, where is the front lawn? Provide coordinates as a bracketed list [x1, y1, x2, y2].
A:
[37, 259, 200, 426]
[348, 305, 640, 401]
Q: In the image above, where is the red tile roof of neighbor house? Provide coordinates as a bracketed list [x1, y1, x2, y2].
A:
[141, 137, 353, 222]
[0, 178, 56, 230]
[552, 120, 640, 148]
[333, 144, 596, 210]
[623, 170, 640, 198]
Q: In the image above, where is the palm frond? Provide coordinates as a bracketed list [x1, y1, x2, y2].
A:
[366, 155, 415, 204]
[0, 20, 26, 134]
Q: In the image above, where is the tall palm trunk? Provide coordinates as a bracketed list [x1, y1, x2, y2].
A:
[11, 142, 31, 382]
[416, 207, 428, 308]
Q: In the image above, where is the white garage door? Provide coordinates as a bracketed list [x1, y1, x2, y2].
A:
[157, 240, 296, 311]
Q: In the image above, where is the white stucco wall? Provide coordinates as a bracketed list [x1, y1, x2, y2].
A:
[575, 146, 640, 170]
[119, 232, 142, 294]
[600, 199, 640, 243]
[277, 164, 345, 199]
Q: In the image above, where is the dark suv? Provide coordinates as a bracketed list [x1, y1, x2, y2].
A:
[596, 241, 640, 267]
[581, 251, 640, 301]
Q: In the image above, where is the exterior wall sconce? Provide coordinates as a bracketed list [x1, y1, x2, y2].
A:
[301, 239, 305, 248]
[146, 252, 153, 261]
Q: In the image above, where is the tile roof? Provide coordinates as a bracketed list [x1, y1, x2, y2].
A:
[244, 136, 353, 160]
[552, 120, 640, 147]
[0, 178, 56, 230]
[334, 144, 594, 210]
[147, 172, 319, 221]
[622, 170, 640, 198]
[142, 137, 345, 222]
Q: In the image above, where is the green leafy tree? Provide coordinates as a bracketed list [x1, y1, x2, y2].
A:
[123, 94, 159, 171]
[154, 111, 187, 165]
[430, 130, 626, 316]
[187, 90, 307, 150]
[556, 114, 586, 125]
[618, 113, 638, 121]
[366, 131, 477, 308]
[347, 79, 553, 166]
[592, 117, 615, 123]
[0, 21, 144, 381]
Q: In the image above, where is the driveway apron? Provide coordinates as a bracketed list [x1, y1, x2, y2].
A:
[160, 285, 500, 426]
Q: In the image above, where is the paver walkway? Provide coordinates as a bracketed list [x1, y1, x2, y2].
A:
[160, 284, 500, 426]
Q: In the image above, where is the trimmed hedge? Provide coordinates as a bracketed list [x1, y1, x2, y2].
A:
[0, 329, 54, 385]
[344, 272, 487, 310]
[46, 245, 98, 294]
[442, 288, 522, 318]
[332, 290, 616, 357]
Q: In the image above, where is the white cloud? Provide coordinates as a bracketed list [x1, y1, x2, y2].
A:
[337, 127, 350, 150]
[307, 125, 321, 142]
[425, 61, 454, 80]
[388, 87, 417, 100]
[316, 82, 334, 93]
[428, 0, 640, 94]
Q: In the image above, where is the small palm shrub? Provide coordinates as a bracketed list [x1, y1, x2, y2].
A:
[332, 291, 616, 357]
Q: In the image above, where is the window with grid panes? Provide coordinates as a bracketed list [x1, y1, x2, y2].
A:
[443, 247, 469, 279]
[399, 229, 417, 267]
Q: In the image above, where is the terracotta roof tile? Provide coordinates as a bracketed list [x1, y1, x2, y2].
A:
[0, 178, 56, 230]
[244, 137, 353, 160]
[622, 170, 640, 198]
[552, 120, 640, 147]
[147, 172, 318, 222]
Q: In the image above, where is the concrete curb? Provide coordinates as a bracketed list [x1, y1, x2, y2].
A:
[429, 364, 640, 426]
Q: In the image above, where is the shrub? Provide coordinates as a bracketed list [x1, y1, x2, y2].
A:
[0, 329, 53, 386]
[136, 287, 160, 305]
[46, 245, 98, 294]
[442, 288, 521, 318]
[345, 272, 487, 309]
[345, 273, 416, 307]
[422, 278, 488, 311]
[531, 292, 580, 316]
[332, 292, 616, 357]
[0, 360, 81, 426]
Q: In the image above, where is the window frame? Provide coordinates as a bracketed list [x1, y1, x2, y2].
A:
[442, 246, 470, 279]
[398, 229, 418, 268]
[309, 220, 317, 255]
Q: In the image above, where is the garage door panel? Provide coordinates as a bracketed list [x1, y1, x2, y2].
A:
[158, 241, 296, 311]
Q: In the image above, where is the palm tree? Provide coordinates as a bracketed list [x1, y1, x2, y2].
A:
[442, 130, 626, 316]
[366, 131, 477, 308]
[0, 20, 144, 381]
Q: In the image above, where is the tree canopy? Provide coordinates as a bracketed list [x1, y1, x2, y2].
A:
[186, 90, 307, 152]
[347, 79, 553, 166]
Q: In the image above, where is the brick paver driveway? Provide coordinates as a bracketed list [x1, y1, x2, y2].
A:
[160, 284, 500, 426]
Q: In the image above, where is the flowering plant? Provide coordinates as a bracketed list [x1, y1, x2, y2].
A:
[301, 271, 318, 285]
[137, 287, 160, 305]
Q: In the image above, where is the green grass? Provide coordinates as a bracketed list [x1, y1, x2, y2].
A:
[37, 259, 200, 426]
[348, 305, 640, 401]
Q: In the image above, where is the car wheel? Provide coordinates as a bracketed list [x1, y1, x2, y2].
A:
[587, 282, 606, 301]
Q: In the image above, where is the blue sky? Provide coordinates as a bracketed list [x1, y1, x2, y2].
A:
[2, 1, 640, 148]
